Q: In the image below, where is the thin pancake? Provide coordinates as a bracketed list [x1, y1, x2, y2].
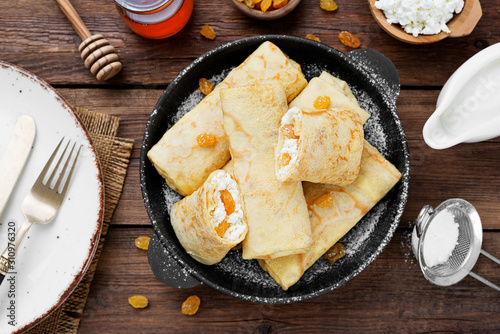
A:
[221, 84, 312, 260]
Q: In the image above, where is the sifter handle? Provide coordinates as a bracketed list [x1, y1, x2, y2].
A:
[468, 272, 500, 292]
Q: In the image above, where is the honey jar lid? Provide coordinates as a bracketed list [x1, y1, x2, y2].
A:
[115, 0, 172, 13]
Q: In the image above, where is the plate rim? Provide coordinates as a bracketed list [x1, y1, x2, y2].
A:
[140, 34, 410, 303]
[0, 60, 105, 333]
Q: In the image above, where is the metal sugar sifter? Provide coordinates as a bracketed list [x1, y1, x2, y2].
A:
[413, 198, 500, 291]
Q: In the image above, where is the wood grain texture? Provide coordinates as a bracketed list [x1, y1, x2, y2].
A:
[5, 0, 500, 330]
[0, 0, 498, 86]
[59, 88, 500, 230]
[78, 227, 500, 333]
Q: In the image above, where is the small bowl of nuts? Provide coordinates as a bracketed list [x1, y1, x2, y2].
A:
[230, 0, 301, 20]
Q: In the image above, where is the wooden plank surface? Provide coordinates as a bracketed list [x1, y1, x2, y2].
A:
[78, 227, 500, 333]
[3, 0, 500, 332]
[0, 0, 499, 86]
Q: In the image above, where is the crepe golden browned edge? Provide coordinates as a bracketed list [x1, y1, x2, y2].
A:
[170, 169, 247, 265]
[147, 41, 308, 196]
[220, 84, 312, 260]
[276, 107, 364, 185]
[318, 72, 360, 107]
[289, 77, 370, 124]
[259, 141, 402, 290]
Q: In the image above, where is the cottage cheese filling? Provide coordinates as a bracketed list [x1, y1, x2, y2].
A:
[209, 170, 245, 240]
[278, 107, 302, 179]
[374, 0, 464, 37]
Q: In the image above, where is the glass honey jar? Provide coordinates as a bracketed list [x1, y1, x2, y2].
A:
[115, 0, 193, 39]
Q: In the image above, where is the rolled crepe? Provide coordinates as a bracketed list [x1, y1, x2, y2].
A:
[259, 141, 402, 289]
[275, 106, 364, 185]
[220, 84, 312, 260]
[148, 41, 308, 196]
[289, 76, 370, 124]
[170, 169, 248, 265]
[318, 72, 360, 106]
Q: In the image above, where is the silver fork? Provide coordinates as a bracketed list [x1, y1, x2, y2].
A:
[0, 138, 81, 285]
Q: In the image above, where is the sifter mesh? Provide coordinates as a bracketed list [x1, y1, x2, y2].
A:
[425, 209, 472, 277]
[417, 199, 483, 287]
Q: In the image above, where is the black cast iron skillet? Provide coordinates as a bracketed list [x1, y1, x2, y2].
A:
[140, 35, 410, 304]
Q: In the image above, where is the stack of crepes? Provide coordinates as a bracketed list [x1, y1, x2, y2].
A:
[148, 41, 402, 290]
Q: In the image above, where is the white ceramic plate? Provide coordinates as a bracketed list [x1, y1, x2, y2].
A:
[0, 62, 104, 333]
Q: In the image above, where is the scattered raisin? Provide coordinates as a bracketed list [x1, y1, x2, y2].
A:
[278, 153, 292, 166]
[320, 0, 337, 11]
[305, 34, 321, 42]
[135, 236, 150, 250]
[197, 133, 216, 147]
[200, 25, 216, 40]
[313, 193, 333, 208]
[128, 295, 148, 309]
[313, 96, 331, 109]
[338, 31, 361, 48]
[323, 243, 346, 264]
[199, 78, 213, 95]
[182, 295, 201, 315]
[281, 124, 299, 139]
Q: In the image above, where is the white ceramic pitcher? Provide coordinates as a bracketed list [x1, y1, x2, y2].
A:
[423, 42, 500, 149]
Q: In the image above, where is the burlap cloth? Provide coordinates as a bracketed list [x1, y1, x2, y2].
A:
[26, 108, 134, 333]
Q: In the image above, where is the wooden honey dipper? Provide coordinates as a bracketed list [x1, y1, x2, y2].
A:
[55, 0, 122, 81]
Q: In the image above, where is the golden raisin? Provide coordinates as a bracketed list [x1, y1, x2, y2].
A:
[313, 96, 331, 109]
[320, 0, 337, 11]
[260, 0, 272, 12]
[245, 0, 255, 8]
[200, 25, 216, 40]
[135, 236, 150, 250]
[338, 31, 361, 48]
[128, 295, 148, 309]
[220, 190, 235, 216]
[182, 295, 201, 315]
[198, 78, 213, 95]
[305, 34, 321, 43]
[273, 0, 288, 9]
[278, 153, 292, 166]
[197, 133, 216, 147]
[215, 219, 231, 238]
[323, 243, 346, 264]
[281, 124, 299, 139]
[314, 192, 333, 208]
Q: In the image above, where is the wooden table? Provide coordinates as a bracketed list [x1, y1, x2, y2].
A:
[1, 0, 500, 332]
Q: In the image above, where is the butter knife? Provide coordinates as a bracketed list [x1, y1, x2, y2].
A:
[0, 115, 36, 219]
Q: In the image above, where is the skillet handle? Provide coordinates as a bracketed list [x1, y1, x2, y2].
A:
[347, 49, 400, 106]
[148, 233, 200, 289]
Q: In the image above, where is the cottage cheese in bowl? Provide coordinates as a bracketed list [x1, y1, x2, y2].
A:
[374, 0, 465, 37]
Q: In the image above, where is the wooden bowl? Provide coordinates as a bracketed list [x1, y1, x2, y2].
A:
[368, 0, 482, 44]
[230, 0, 301, 20]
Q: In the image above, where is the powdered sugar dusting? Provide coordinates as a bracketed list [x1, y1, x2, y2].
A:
[171, 68, 235, 124]
[354, 88, 389, 155]
[343, 200, 388, 257]
[162, 182, 182, 214]
[214, 250, 277, 289]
